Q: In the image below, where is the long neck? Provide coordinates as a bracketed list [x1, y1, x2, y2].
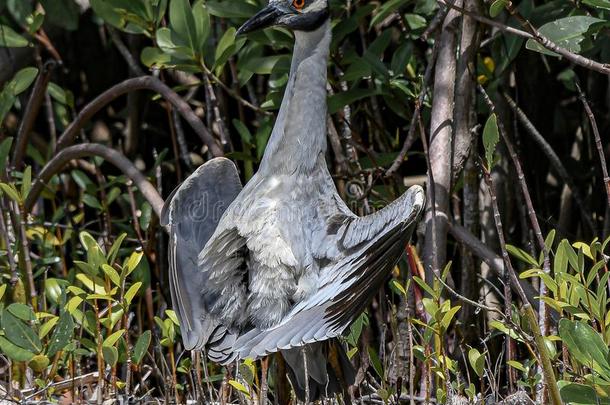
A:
[258, 20, 331, 175]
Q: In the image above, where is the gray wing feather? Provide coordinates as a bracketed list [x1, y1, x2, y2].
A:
[162, 158, 242, 350]
[230, 186, 425, 361]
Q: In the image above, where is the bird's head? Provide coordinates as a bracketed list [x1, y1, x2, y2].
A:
[236, 0, 329, 35]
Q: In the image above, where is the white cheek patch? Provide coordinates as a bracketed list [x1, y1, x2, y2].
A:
[303, 0, 326, 12]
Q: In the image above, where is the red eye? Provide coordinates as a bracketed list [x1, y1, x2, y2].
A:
[292, 0, 305, 10]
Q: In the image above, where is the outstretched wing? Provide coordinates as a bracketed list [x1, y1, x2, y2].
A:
[161, 158, 242, 351]
[230, 185, 425, 361]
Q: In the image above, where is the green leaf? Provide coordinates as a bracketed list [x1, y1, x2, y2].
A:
[169, 0, 198, 52]
[506, 244, 538, 266]
[370, 0, 410, 28]
[489, 0, 509, 17]
[192, 0, 209, 55]
[47, 310, 74, 357]
[404, 13, 427, 31]
[559, 319, 610, 377]
[12, 67, 39, 94]
[413, 276, 437, 299]
[124, 282, 142, 305]
[132, 330, 151, 364]
[40, 0, 80, 31]
[107, 233, 127, 264]
[228, 380, 251, 398]
[90, 0, 123, 28]
[440, 305, 461, 330]
[559, 382, 600, 404]
[102, 264, 121, 287]
[124, 251, 143, 277]
[0, 284, 6, 301]
[76, 273, 106, 294]
[79, 231, 100, 252]
[1, 309, 42, 353]
[328, 87, 382, 115]
[468, 348, 485, 377]
[0, 137, 13, 172]
[141, 46, 172, 68]
[0, 24, 28, 47]
[583, 0, 610, 9]
[214, 27, 239, 71]
[48, 82, 74, 108]
[367, 346, 384, 379]
[27, 12, 45, 34]
[7, 303, 36, 321]
[483, 114, 499, 168]
[0, 182, 21, 203]
[103, 329, 125, 347]
[525, 16, 604, 57]
[39, 316, 59, 339]
[0, 336, 35, 362]
[205, 0, 258, 18]
[507, 360, 526, 372]
[102, 345, 119, 366]
[139, 201, 152, 231]
[489, 320, 523, 342]
[21, 165, 31, 198]
[165, 309, 179, 326]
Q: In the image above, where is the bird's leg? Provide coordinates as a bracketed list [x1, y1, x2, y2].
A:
[259, 357, 269, 405]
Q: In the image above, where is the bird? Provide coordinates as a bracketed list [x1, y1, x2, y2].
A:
[161, 0, 425, 400]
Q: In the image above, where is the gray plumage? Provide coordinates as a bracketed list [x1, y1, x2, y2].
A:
[162, 0, 424, 398]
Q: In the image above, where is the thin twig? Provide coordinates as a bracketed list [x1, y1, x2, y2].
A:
[479, 87, 553, 401]
[446, 221, 540, 308]
[439, 0, 610, 74]
[482, 161, 561, 405]
[482, 167, 515, 391]
[506, 4, 610, 75]
[25, 143, 164, 218]
[575, 81, 610, 208]
[503, 92, 594, 232]
[201, 64, 271, 116]
[54, 76, 223, 157]
[108, 28, 145, 77]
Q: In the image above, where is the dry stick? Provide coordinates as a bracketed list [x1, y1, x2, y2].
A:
[200, 64, 271, 116]
[575, 82, 610, 208]
[438, 0, 610, 75]
[203, 73, 232, 151]
[503, 93, 595, 233]
[483, 167, 516, 391]
[172, 107, 193, 170]
[54, 76, 223, 157]
[423, 2, 460, 284]
[478, 85, 561, 403]
[480, 86, 553, 400]
[505, 4, 610, 75]
[12, 60, 56, 169]
[482, 170, 562, 405]
[452, 0, 480, 180]
[0, 200, 17, 284]
[25, 143, 164, 217]
[447, 221, 542, 309]
[108, 28, 146, 77]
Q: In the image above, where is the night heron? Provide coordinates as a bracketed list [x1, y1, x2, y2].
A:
[161, 0, 425, 399]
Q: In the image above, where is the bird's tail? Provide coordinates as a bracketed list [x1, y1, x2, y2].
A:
[282, 339, 355, 402]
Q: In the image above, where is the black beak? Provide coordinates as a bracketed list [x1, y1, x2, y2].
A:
[236, 4, 285, 35]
